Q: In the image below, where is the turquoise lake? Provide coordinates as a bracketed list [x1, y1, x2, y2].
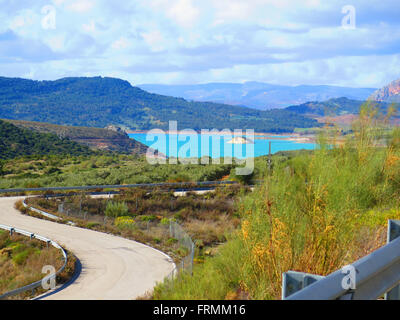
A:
[129, 133, 315, 159]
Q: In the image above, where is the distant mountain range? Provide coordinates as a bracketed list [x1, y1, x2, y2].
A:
[1, 76, 398, 137]
[138, 82, 377, 110]
[0, 76, 320, 133]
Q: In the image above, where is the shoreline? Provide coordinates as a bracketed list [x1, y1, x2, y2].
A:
[127, 129, 293, 136]
[126, 130, 316, 144]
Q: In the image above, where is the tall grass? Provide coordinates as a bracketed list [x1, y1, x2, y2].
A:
[0, 232, 64, 297]
[154, 104, 400, 300]
[153, 238, 245, 300]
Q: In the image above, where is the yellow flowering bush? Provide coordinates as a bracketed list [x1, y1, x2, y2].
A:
[114, 216, 136, 229]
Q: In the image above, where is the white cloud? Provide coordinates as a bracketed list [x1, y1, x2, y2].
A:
[22, 66, 36, 79]
[8, 10, 36, 32]
[52, 0, 66, 6]
[1, 0, 400, 89]
[149, 0, 200, 27]
[10, 16, 26, 29]
[212, 1, 253, 24]
[82, 20, 96, 33]
[111, 37, 129, 50]
[168, 0, 199, 27]
[68, 0, 95, 13]
[45, 34, 66, 52]
[141, 30, 165, 52]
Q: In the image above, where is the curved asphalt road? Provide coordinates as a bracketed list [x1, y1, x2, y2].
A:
[0, 197, 175, 300]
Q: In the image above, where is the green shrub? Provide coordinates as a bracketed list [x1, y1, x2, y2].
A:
[12, 250, 29, 265]
[167, 238, 178, 245]
[139, 215, 156, 222]
[86, 222, 101, 229]
[105, 201, 129, 218]
[229, 168, 254, 185]
[160, 218, 170, 225]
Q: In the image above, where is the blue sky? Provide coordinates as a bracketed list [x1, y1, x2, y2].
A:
[0, 0, 399, 88]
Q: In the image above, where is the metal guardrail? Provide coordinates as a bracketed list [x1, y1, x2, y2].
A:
[22, 199, 61, 221]
[0, 224, 68, 300]
[18, 181, 243, 224]
[25, 197, 196, 278]
[10, 181, 242, 295]
[21, 195, 196, 288]
[282, 220, 400, 300]
[0, 180, 239, 194]
[24, 195, 196, 288]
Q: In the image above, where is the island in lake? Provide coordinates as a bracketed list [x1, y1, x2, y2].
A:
[227, 137, 254, 144]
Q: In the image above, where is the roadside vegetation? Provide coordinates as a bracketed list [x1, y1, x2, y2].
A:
[23, 185, 250, 262]
[0, 154, 235, 190]
[0, 229, 75, 300]
[153, 103, 400, 300]
[0, 145, 314, 191]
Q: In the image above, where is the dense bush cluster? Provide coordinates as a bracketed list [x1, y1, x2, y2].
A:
[0, 154, 235, 189]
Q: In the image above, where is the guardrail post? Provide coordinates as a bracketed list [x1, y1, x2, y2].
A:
[282, 271, 325, 299]
[385, 220, 400, 300]
[10, 228, 14, 236]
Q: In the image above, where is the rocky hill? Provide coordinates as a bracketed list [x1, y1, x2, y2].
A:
[370, 79, 400, 103]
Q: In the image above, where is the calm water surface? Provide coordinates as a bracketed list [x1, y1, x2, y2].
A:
[129, 133, 315, 159]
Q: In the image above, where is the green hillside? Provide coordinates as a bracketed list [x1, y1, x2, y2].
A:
[0, 119, 93, 159]
[0, 76, 320, 133]
[4, 119, 148, 155]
